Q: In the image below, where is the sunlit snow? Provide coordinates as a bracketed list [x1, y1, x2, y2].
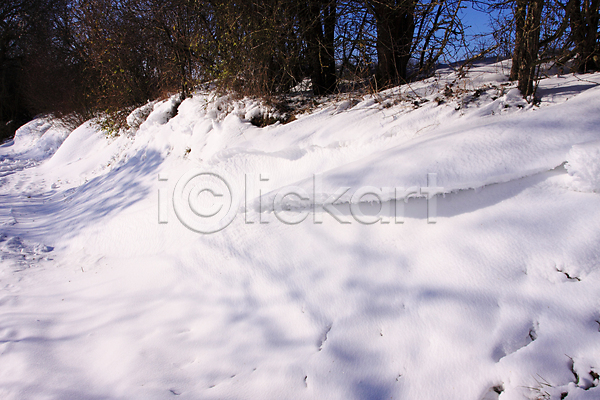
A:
[1, 61, 600, 400]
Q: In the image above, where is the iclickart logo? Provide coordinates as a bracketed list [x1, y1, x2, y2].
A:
[158, 171, 442, 233]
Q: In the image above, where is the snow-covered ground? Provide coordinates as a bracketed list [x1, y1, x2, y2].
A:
[1, 61, 600, 400]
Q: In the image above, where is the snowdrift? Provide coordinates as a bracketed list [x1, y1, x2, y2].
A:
[1, 61, 600, 400]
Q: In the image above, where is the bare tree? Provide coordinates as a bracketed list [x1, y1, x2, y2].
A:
[298, 0, 338, 95]
[567, 0, 599, 72]
[511, 0, 544, 96]
[368, 0, 418, 85]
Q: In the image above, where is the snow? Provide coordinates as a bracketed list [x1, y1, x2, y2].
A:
[1, 60, 600, 400]
[565, 140, 600, 193]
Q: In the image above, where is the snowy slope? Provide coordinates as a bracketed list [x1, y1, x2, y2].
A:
[1, 61, 600, 400]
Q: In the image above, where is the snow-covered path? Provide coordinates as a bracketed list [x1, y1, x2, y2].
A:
[1, 62, 600, 400]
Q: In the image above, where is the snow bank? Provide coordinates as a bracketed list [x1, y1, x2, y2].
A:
[10, 118, 70, 161]
[566, 140, 600, 192]
[1, 61, 600, 400]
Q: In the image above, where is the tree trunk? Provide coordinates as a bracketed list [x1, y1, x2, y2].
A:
[371, 0, 416, 87]
[302, 0, 337, 95]
[510, 0, 527, 81]
[568, 0, 600, 72]
[322, 0, 337, 92]
[511, 0, 544, 98]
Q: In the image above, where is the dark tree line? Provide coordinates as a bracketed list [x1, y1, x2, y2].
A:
[1, 0, 598, 140]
